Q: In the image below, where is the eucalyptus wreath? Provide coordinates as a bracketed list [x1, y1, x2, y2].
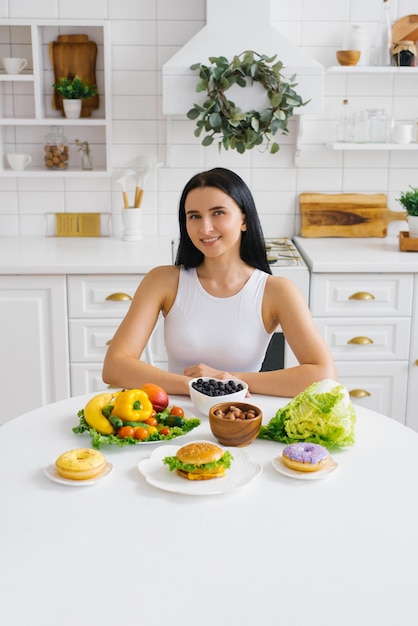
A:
[187, 51, 307, 154]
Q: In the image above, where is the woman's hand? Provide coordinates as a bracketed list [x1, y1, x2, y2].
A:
[184, 364, 251, 397]
[184, 363, 233, 380]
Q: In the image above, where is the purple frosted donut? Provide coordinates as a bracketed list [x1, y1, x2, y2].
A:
[282, 443, 329, 472]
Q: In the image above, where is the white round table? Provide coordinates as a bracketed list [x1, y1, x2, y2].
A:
[1, 393, 417, 626]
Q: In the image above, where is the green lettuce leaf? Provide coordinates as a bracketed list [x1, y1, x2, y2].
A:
[163, 450, 234, 472]
[258, 379, 356, 448]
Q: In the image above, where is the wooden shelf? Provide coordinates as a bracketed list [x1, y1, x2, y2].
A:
[0, 19, 112, 176]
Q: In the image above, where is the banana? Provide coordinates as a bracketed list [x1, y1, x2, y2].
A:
[83, 393, 115, 435]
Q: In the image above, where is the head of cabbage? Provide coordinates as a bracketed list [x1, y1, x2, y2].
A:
[258, 379, 356, 448]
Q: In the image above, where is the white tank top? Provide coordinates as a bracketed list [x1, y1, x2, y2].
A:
[164, 267, 272, 374]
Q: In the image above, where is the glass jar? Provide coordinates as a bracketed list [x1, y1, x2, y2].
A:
[44, 126, 69, 170]
[367, 109, 389, 142]
[336, 99, 354, 142]
[392, 40, 416, 67]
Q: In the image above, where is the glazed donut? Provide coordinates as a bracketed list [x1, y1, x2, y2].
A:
[282, 442, 329, 473]
[55, 448, 106, 481]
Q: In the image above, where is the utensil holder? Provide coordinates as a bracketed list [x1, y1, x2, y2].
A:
[121, 208, 143, 242]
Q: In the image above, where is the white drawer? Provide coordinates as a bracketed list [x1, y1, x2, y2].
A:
[69, 319, 120, 361]
[315, 317, 410, 360]
[310, 274, 413, 317]
[70, 361, 168, 396]
[68, 275, 142, 318]
[70, 364, 115, 395]
[337, 361, 408, 423]
[69, 317, 168, 363]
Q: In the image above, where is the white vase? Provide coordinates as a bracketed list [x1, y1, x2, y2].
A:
[408, 215, 418, 238]
[63, 99, 82, 119]
[121, 208, 143, 242]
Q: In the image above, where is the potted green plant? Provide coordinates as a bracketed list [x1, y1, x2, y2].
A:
[187, 51, 307, 154]
[397, 185, 418, 238]
[52, 75, 98, 119]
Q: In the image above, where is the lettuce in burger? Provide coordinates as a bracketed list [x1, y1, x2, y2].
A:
[163, 441, 233, 480]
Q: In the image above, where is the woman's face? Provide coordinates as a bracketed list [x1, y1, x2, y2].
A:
[184, 186, 246, 259]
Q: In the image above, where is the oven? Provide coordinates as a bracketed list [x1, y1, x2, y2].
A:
[261, 238, 310, 371]
[171, 237, 310, 372]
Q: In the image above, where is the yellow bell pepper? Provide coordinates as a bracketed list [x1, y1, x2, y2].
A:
[112, 388, 153, 422]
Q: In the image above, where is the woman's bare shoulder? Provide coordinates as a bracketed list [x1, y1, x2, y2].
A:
[264, 274, 308, 311]
[143, 264, 181, 285]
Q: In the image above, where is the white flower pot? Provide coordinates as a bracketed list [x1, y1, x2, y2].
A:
[121, 208, 143, 242]
[408, 215, 418, 238]
[63, 99, 82, 119]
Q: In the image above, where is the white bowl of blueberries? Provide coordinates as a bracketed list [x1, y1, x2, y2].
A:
[188, 376, 248, 416]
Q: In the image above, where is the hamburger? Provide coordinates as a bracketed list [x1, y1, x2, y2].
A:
[163, 441, 233, 480]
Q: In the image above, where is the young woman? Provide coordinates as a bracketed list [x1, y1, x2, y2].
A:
[102, 168, 337, 397]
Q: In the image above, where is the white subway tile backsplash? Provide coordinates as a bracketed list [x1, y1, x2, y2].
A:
[109, 0, 156, 21]
[343, 167, 390, 191]
[157, 20, 205, 47]
[157, 0, 205, 21]
[111, 20, 157, 47]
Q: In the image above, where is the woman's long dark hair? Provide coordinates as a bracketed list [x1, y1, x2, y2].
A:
[175, 167, 271, 274]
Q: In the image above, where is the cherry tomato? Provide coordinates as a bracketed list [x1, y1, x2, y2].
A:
[133, 427, 149, 441]
[119, 425, 134, 439]
[146, 425, 158, 435]
[144, 416, 158, 427]
[159, 426, 170, 436]
[169, 406, 185, 418]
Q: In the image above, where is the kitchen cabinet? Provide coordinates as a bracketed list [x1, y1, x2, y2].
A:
[406, 274, 418, 431]
[0, 275, 70, 423]
[68, 275, 168, 395]
[309, 273, 412, 422]
[0, 19, 111, 176]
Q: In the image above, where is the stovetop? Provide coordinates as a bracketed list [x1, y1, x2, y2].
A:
[264, 238, 304, 268]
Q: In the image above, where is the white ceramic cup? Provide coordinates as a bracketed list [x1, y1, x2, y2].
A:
[6, 153, 32, 171]
[2, 57, 27, 74]
[391, 124, 413, 144]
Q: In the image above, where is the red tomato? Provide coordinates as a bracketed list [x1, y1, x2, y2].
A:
[144, 416, 158, 427]
[169, 406, 185, 418]
[133, 427, 149, 441]
[119, 425, 134, 439]
[159, 426, 170, 436]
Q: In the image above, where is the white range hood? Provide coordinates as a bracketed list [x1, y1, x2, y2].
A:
[162, 0, 323, 116]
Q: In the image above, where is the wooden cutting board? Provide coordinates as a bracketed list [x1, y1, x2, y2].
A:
[300, 193, 407, 238]
[49, 34, 99, 117]
[392, 15, 418, 44]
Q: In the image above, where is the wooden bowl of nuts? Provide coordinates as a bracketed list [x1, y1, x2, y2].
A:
[208, 402, 262, 447]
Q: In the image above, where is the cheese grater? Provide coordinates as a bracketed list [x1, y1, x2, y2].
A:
[55, 213, 101, 237]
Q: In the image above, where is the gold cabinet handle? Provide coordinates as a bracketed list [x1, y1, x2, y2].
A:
[347, 336, 374, 345]
[105, 292, 132, 302]
[416, 360, 418, 367]
[348, 291, 375, 301]
[106, 339, 112, 346]
[349, 389, 371, 398]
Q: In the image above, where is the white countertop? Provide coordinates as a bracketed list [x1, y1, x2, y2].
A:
[2, 235, 418, 275]
[294, 235, 418, 273]
[0, 236, 173, 274]
[1, 392, 417, 626]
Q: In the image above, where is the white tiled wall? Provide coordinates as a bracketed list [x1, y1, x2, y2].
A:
[0, 0, 416, 239]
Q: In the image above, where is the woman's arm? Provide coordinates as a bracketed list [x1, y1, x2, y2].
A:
[102, 266, 191, 394]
